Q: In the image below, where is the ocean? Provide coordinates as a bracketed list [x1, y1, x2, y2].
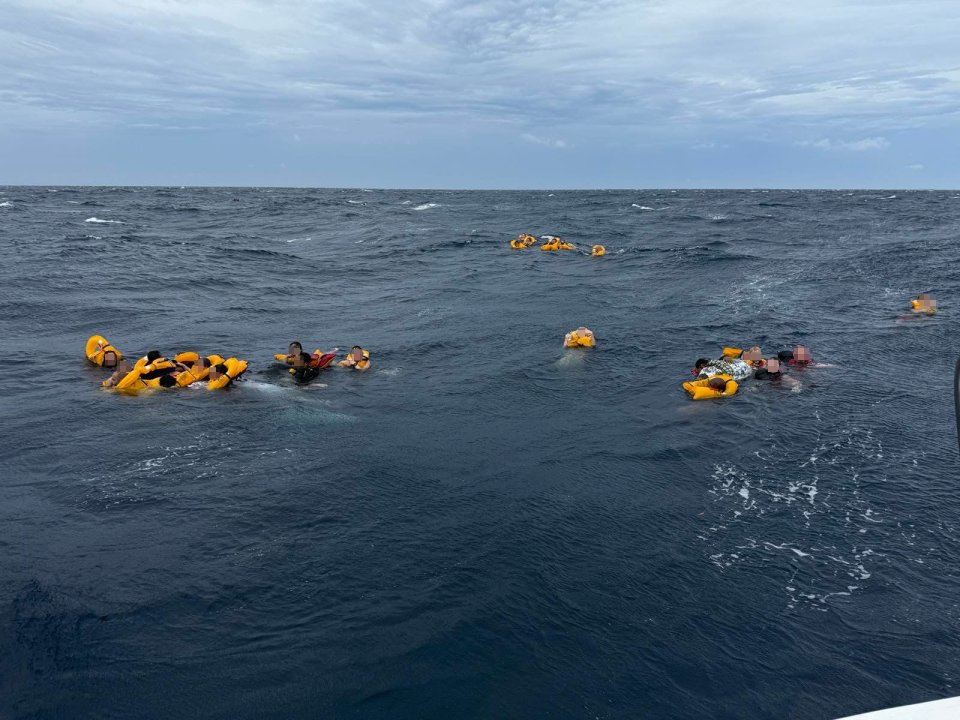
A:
[1, 186, 959, 719]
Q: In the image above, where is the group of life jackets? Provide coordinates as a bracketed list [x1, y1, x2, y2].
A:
[85, 335, 371, 392]
[86, 335, 248, 391]
[684, 345, 815, 401]
[509, 233, 606, 256]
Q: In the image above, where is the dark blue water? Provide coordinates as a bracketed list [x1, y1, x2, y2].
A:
[2, 187, 959, 719]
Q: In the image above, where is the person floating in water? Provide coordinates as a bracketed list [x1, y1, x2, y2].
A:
[564, 327, 595, 348]
[275, 341, 305, 365]
[778, 345, 813, 366]
[695, 354, 752, 380]
[754, 357, 782, 380]
[911, 292, 937, 315]
[338, 346, 371, 371]
[101, 359, 132, 388]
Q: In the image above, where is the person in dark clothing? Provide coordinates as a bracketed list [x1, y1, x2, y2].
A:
[754, 357, 782, 380]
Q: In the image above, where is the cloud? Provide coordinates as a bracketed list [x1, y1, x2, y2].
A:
[908, 163, 925, 170]
[1, 0, 958, 186]
[2, 0, 959, 136]
[522, 133, 567, 148]
[796, 137, 891, 151]
[691, 142, 730, 150]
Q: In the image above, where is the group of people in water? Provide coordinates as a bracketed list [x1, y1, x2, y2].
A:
[560, 294, 937, 401]
[85, 335, 371, 392]
[87, 288, 935, 398]
[682, 345, 814, 400]
[509, 233, 606, 257]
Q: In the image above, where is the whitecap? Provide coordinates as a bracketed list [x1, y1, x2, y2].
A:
[631, 204, 654, 210]
[0, 201, 11, 207]
[347, 200, 365, 205]
[400, 200, 412, 205]
[378, 367, 401, 376]
[413, 203, 439, 211]
[885, 194, 897, 199]
[85, 217, 123, 224]
[710, 214, 728, 221]
[67, 200, 80, 204]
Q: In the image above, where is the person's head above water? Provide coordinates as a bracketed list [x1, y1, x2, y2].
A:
[695, 358, 710, 372]
[158, 374, 177, 388]
[351, 345, 364, 360]
[288, 341, 303, 356]
[102, 350, 118, 368]
[794, 345, 811, 363]
[707, 377, 727, 391]
[765, 358, 781, 373]
[146, 350, 161, 363]
[742, 346, 762, 364]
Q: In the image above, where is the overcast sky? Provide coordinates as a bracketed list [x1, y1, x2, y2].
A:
[2, 0, 958, 188]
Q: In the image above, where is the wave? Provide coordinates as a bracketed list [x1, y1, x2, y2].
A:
[0, 201, 11, 207]
[85, 217, 123, 224]
[413, 203, 440, 211]
[631, 204, 654, 210]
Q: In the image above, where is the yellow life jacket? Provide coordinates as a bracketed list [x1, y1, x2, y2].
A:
[339, 349, 371, 370]
[592, 245, 605, 257]
[85, 335, 123, 366]
[208, 358, 248, 390]
[175, 354, 225, 387]
[682, 374, 738, 400]
[564, 331, 595, 348]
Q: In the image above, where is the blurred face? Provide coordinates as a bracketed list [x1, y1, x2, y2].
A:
[743, 347, 762, 363]
[794, 346, 810, 362]
[352, 348, 363, 361]
[289, 342, 302, 356]
[209, 365, 221, 380]
[102, 351, 118, 368]
[766, 358, 780, 373]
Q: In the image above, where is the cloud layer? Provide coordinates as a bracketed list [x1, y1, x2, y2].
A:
[1, 0, 958, 186]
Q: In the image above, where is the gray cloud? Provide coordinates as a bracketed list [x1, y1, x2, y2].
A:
[1, 0, 958, 187]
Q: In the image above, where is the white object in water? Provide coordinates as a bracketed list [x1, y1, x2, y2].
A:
[834, 695, 960, 719]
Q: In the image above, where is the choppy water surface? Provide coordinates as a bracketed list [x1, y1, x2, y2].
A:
[1, 187, 959, 719]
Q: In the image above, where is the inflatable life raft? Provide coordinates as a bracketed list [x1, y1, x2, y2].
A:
[85, 335, 123, 367]
[683, 374, 739, 400]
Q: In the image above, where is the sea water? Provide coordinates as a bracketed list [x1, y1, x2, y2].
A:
[1, 187, 959, 719]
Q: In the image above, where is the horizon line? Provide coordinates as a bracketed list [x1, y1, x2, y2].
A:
[3, 184, 959, 192]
